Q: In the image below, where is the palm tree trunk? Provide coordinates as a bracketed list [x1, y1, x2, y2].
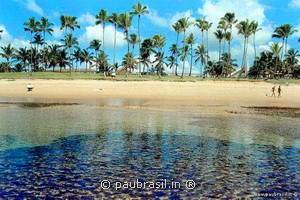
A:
[113, 23, 117, 65]
[244, 37, 249, 75]
[138, 15, 141, 76]
[281, 38, 284, 60]
[181, 31, 186, 78]
[175, 32, 179, 76]
[218, 41, 221, 63]
[189, 44, 193, 76]
[253, 33, 257, 59]
[126, 32, 129, 54]
[241, 37, 246, 73]
[102, 23, 105, 52]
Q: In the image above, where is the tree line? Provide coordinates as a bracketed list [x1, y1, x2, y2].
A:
[0, 2, 299, 79]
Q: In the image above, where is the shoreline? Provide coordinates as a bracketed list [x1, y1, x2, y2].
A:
[0, 79, 300, 112]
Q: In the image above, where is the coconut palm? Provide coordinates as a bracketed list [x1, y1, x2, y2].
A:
[250, 21, 261, 59]
[270, 43, 282, 73]
[61, 34, 78, 72]
[89, 39, 101, 57]
[196, 18, 207, 48]
[180, 45, 189, 78]
[118, 13, 132, 54]
[60, 15, 80, 34]
[96, 9, 109, 51]
[24, 17, 40, 73]
[80, 49, 93, 73]
[39, 17, 53, 69]
[205, 20, 213, 58]
[169, 44, 179, 75]
[95, 51, 109, 73]
[128, 34, 139, 53]
[71, 48, 82, 72]
[0, 44, 15, 71]
[272, 24, 297, 59]
[109, 13, 119, 65]
[122, 52, 137, 75]
[131, 2, 149, 75]
[218, 19, 228, 53]
[153, 52, 167, 77]
[285, 49, 300, 77]
[222, 13, 237, 55]
[15, 48, 29, 72]
[214, 30, 224, 62]
[236, 19, 253, 75]
[57, 49, 70, 72]
[172, 21, 183, 75]
[152, 34, 166, 53]
[185, 33, 196, 76]
[140, 38, 153, 74]
[195, 45, 207, 76]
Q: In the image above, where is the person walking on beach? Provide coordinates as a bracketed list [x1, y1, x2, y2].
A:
[278, 86, 282, 97]
[271, 86, 276, 97]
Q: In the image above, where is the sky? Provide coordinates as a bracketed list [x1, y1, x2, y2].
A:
[0, 0, 300, 73]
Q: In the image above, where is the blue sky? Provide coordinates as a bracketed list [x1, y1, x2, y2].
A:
[1, 0, 300, 72]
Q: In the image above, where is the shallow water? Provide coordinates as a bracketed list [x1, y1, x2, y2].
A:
[0, 104, 299, 199]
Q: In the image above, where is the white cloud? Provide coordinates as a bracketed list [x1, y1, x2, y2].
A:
[145, 10, 169, 27]
[79, 24, 127, 48]
[78, 13, 96, 25]
[289, 0, 300, 8]
[0, 25, 30, 48]
[52, 26, 64, 39]
[14, 0, 44, 16]
[195, 0, 273, 65]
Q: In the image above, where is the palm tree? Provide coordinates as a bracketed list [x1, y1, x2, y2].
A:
[195, 45, 207, 76]
[250, 21, 261, 59]
[195, 18, 207, 48]
[185, 33, 196, 76]
[270, 43, 282, 73]
[152, 34, 166, 53]
[218, 19, 228, 53]
[153, 52, 167, 77]
[62, 34, 78, 72]
[131, 2, 149, 75]
[214, 30, 224, 62]
[109, 13, 119, 65]
[0, 29, 3, 39]
[95, 51, 109, 73]
[205, 20, 213, 59]
[140, 38, 153, 74]
[128, 34, 139, 53]
[72, 48, 82, 72]
[122, 53, 137, 75]
[285, 49, 300, 77]
[172, 21, 183, 75]
[236, 19, 253, 75]
[222, 13, 237, 55]
[169, 44, 179, 75]
[272, 24, 297, 59]
[0, 44, 15, 72]
[178, 17, 192, 77]
[60, 15, 80, 34]
[39, 17, 53, 69]
[89, 39, 101, 57]
[57, 49, 70, 72]
[118, 13, 132, 54]
[96, 9, 109, 52]
[15, 48, 29, 72]
[24, 17, 40, 73]
[80, 49, 93, 73]
[180, 45, 189, 78]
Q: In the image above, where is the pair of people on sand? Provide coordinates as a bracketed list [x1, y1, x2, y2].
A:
[271, 86, 281, 97]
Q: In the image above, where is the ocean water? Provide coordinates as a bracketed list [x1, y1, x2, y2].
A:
[0, 104, 299, 199]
